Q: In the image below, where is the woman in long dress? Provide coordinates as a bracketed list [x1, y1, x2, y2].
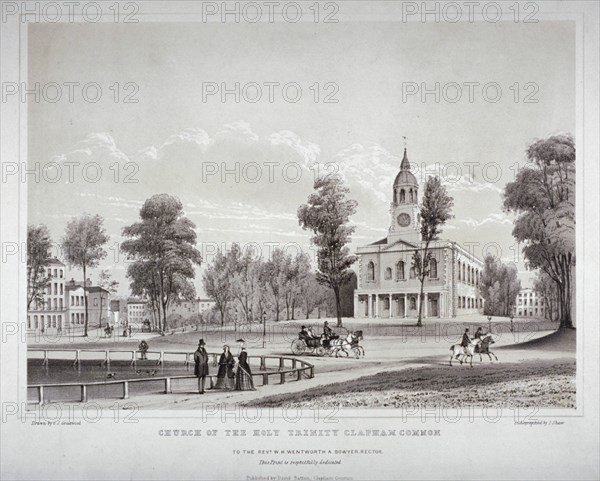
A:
[214, 345, 235, 390]
[235, 339, 256, 391]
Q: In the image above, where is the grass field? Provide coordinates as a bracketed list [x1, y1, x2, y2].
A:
[244, 358, 576, 409]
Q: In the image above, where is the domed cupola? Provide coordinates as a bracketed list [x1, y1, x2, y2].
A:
[393, 148, 418, 205]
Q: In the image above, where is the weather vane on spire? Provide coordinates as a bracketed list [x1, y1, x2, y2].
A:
[402, 136, 408, 149]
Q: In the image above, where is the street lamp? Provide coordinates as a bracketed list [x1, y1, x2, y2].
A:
[262, 310, 267, 349]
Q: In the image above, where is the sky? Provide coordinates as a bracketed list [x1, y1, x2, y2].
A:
[27, 20, 576, 296]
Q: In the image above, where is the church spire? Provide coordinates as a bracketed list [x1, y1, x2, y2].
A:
[400, 147, 410, 171]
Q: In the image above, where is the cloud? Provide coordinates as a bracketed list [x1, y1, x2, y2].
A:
[51, 132, 131, 165]
[458, 212, 514, 228]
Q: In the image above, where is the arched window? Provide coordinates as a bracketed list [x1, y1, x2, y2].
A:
[409, 189, 414, 203]
[458, 261, 461, 281]
[400, 189, 405, 203]
[34, 315, 38, 329]
[409, 266, 416, 279]
[462, 264, 466, 282]
[367, 261, 375, 281]
[429, 259, 438, 279]
[396, 261, 405, 280]
[384, 267, 392, 280]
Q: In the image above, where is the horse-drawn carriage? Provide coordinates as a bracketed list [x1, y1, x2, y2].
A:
[291, 326, 365, 359]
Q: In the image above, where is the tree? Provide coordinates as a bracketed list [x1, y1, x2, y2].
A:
[229, 244, 263, 323]
[202, 249, 232, 326]
[262, 248, 288, 322]
[61, 214, 109, 337]
[97, 269, 119, 328]
[533, 270, 559, 321]
[298, 175, 358, 327]
[27, 224, 52, 315]
[504, 134, 575, 328]
[479, 255, 521, 316]
[122, 194, 202, 332]
[411, 176, 454, 326]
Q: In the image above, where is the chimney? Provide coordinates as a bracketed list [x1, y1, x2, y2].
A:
[86, 278, 92, 287]
[70, 278, 75, 287]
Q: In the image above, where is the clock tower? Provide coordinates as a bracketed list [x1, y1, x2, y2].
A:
[388, 147, 421, 244]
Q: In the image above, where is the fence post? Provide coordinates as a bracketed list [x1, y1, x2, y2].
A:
[73, 350, 80, 367]
[123, 381, 129, 399]
[38, 386, 44, 405]
[260, 356, 266, 371]
[279, 372, 285, 384]
[278, 358, 285, 370]
[291, 359, 297, 369]
[309, 366, 314, 378]
[101, 350, 110, 367]
[262, 373, 268, 386]
[80, 385, 87, 402]
[42, 350, 48, 367]
[165, 378, 171, 394]
[297, 369, 302, 381]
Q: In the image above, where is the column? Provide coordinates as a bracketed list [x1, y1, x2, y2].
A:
[389, 294, 393, 318]
[424, 293, 428, 319]
[354, 294, 359, 319]
[417, 293, 421, 318]
[403, 295, 408, 319]
[368, 295, 373, 319]
[375, 295, 380, 318]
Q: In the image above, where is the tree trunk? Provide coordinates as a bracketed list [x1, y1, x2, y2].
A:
[416, 275, 425, 327]
[83, 265, 88, 337]
[333, 286, 342, 327]
[99, 295, 103, 329]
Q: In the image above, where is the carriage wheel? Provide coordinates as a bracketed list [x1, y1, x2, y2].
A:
[316, 346, 326, 357]
[291, 339, 306, 356]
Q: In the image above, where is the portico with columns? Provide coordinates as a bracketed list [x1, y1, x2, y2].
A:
[353, 147, 483, 320]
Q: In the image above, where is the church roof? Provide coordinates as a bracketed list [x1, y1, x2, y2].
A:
[394, 148, 417, 186]
[368, 237, 388, 246]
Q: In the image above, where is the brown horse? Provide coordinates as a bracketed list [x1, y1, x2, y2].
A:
[475, 335, 498, 362]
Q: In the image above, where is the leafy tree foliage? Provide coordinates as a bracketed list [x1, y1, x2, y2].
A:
[411, 176, 454, 326]
[61, 214, 109, 336]
[27, 224, 53, 313]
[298, 175, 358, 327]
[122, 194, 202, 332]
[503, 134, 575, 328]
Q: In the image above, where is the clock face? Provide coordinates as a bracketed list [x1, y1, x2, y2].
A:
[397, 213, 411, 227]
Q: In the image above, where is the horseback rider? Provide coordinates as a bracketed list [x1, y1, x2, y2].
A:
[460, 328, 471, 348]
[474, 327, 484, 340]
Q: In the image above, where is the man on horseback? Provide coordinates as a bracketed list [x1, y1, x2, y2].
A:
[460, 328, 471, 348]
[474, 327, 484, 340]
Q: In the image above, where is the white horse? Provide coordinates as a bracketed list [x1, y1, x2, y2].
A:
[329, 332, 355, 358]
[449, 338, 482, 367]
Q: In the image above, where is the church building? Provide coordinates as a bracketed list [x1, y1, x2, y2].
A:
[353, 148, 484, 319]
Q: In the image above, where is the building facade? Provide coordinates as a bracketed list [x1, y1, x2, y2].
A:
[198, 298, 216, 313]
[27, 264, 109, 332]
[516, 288, 545, 318]
[354, 148, 484, 319]
[27, 259, 67, 331]
[127, 300, 149, 325]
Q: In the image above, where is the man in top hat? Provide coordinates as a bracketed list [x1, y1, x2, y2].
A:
[194, 339, 209, 394]
[460, 328, 471, 348]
